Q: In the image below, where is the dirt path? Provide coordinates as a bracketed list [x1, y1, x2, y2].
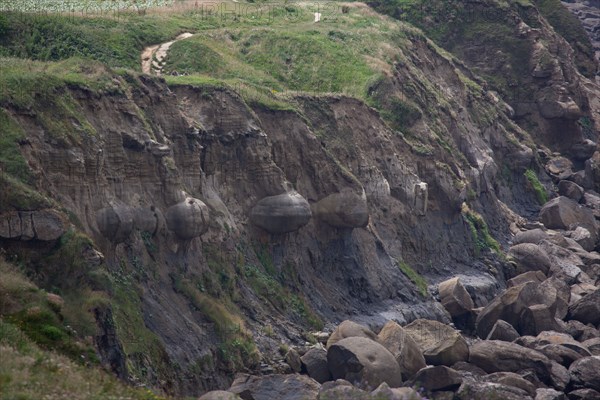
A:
[141, 32, 194, 75]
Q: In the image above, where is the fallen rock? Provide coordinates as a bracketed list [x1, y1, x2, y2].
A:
[568, 289, 600, 325]
[286, 348, 302, 373]
[404, 319, 469, 366]
[327, 336, 402, 389]
[301, 348, 331, 384]
[567, 227, 596, 252]
[567, 388, 600, 399]
[539, 197, 597, 246]
[486, 319, 520, 342]
[249, 192, 311, 234]
[565, 320, 600, 342]
[513, 229, 549, 245]
[571, 139, 597, 161]
[370, 383, 421, 400]
[469, 340, 554, 383]
[407, 365, 462, 392]
[569, 356, 600, 391]
[536, 344, 585, 367]
[558, 180, 584, 202]
[317, 379, 367, 400]
[165, 197, 210, 240]
[313, 191, 369, 229]
[535, 388, 565, 400]
[583, 338, 600, 356]
[482, 371, 537, 396]
[520, 304, 563, 336]
[229, 373, 320, 400]
[199, 391, 241, 400]
[377, 320, 426, 380]
[508, 271, 547, 288]
[438, 277, 474, 319]
[508, 243, 552, 275]
[326, 320, 377, 348]
[456, 381, 532, 400]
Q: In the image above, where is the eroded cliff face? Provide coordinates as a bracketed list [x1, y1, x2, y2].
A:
[1, 2, 599, 397]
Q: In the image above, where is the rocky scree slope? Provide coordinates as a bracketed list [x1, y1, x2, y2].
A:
[0, 1, 599, 397]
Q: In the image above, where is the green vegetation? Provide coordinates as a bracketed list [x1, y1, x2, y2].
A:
[0, 321, 165, 400]
[524, 169, 548, 205]
[461, 203, 501, 257]
[396, 260, 428, 297]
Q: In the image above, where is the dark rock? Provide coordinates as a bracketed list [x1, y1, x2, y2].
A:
[404, 319, 469, 366]
[286, 348, 302, 373]
[438, 277, 475, 319]
[549, 361, 570, 391]
[249, 192, 312, 234]
[569, 356, 600, 391]
[583, 338, 600, 356]
[565, 320, 600, 342]
[567, 227, 596, 252]
[536, 344, 585, 367]
[520, 304, 563, 336]
[326, 320, 377, 348]
[567, 388, 600, 400]
[514, 229, 550, 245]
[377, 320, 426, 380]
[558, 180, 584, 202]
[568, 289, 600, 325]
[229, 373, 320, 400]
[301, 348, 331, 384]
[483, 371, 537, 396]
[508, 271, 547, 288]
[451, 361, 487, 376]
[469, 340, 554, 383]
[546, 157, 574, 180]
[539, 197, 597, 246]
[407, 366, 462, 392]
[313, 191, 369, 228]
[96, 203, 134, 243]
[456, 381, 532, 400]
[486, 319, 520, 342]
[370, 383, 421, 400]
[508, 243, 552, 275]
[318, 379, 368, 400]
[571, 139, 597, 161]
[327, 336, 402, 389]
[535, 388, 565, 400]
[165, 197, 210, 240]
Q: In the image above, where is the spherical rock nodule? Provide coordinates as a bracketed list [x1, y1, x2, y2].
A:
[165, 197, 210, 240]
[96, 203, 134, 243]
[249, 192, 311, 234]
[327, 336, 403, 389]
[313, 191, 369, 228]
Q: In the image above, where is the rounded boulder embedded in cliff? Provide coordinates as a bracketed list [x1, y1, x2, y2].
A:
[249, 191, 311, 234]
[165, 197, 210, 240]
[96, 203, 134, 243]
[313, 191, 369, 228]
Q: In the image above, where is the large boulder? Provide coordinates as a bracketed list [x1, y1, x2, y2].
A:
[567, 227, 596, 252]
[377, 320, 426, 380]
[407, 366, 462, 392]
[539, 197, 597, 245]
[475, 281, 562, 338]
[229, 373, 320, 400]
[327, 336, 402, 389]
[508, 243, 552, 275]
[520, 304, 563, 336]
[569, 356, 600, 391]
[558, 180, 584, 202]
[313, 191, 369, 229]
[513, 229, 549, 245]
[438, 277, 474, 319]
[535, 388, 565, 400]
[301, 348, 331, 384]
[567, 389, 600, 400]
[404, 319, 469, 366]
[165, 197, 210, 239]
[486, 319, 520, 342]
[456, 381, 532, 400]
[249, 192, 311, 234]
[469, 341, 554, 383]
[482, 372, 537, 396]
[326, 320, 377, 349]
[317, 380, 367, 400]
[96, 203, 134, 243]
[507, 271, 547, 288]
[0, 210, 67, 241]
[568, 288, 600, 325]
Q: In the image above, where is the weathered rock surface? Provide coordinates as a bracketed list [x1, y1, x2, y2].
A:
[377, 320, 426, 380]
[0, 209, 66, 241]
[229, 373, 320, 400]
[301, 348, 331, 384]
[508, 271, 547, 288]
[438, 277, 474, 319]
[199, 391, 241, 400]
[482, 371, 537, 396]
[165, 197, 210, 240]
[540, 197, 597, 246]
[535, 388, 565, 400]
[327, 337, 402, 389]
[508, 243, 552, 275]
[569, 356, 600, 391]
[513, 229, 550, 245]
[456, 381, 532, 400]
[313, 191, 369, 229]
[568, 289, 600, 325]
[249, 192, 311, 234]
[326, 320, 377, 349]
[404, 319, 469, 366]
[96, 203, 134, 243]
[558, 180, 584, 202]
[486, 319, 520, 342]
[407, 366, 462, 392]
